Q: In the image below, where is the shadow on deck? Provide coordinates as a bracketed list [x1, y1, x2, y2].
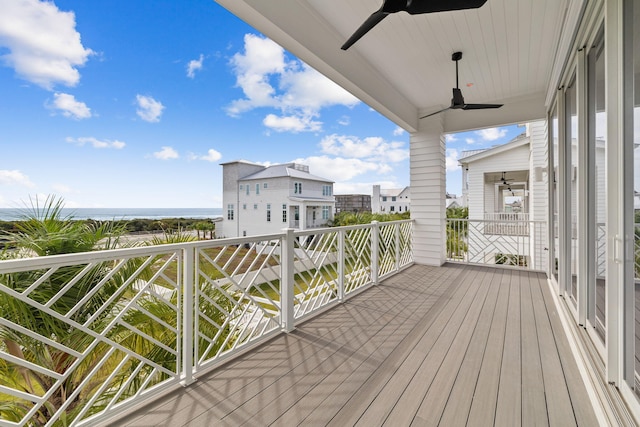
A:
[118, 264, 598, 426]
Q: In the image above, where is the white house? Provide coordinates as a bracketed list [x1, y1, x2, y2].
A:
[220, 161, 335, 237]
[457, 121, 549, 270]
[371, 185, 410, 213]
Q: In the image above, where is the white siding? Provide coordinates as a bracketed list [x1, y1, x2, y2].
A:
[411, 117, 445, 266]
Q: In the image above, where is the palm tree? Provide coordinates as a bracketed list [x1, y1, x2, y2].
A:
[0, 197, 239, 425]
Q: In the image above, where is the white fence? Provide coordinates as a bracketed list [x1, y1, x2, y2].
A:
[0, 220, 413, 427]
[447, 218, 547, 271]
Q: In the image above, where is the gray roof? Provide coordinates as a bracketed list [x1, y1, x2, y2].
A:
[240, 163, 333, 183]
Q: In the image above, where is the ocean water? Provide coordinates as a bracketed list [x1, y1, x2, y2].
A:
[0, 207, 223, 221]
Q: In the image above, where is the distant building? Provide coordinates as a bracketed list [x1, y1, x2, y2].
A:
[220, 161, 335, 238]
[334, 194, 371, 214]
[446, 193, 463, 209]
[371, 185, 410, 214]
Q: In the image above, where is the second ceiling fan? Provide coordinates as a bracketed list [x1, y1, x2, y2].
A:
[420, 51, 503, 119]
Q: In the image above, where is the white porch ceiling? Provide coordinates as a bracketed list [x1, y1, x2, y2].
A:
[215, 0, 576, 133]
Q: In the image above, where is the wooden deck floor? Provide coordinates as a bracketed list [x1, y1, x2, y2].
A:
[120, 264, 598, 427]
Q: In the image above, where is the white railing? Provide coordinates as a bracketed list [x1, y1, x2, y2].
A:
[447, 218, 547, 271]
[0, 220, 413, 427]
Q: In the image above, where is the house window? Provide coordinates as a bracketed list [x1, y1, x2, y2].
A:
[267, 204, 271, 222]
[392, 196, 396, 202]
[390, 206, 395, 212]
[243, 204, 246, 210]
[322, 185, 332, 196]
[246, 185, 249, 195]
[254, 204, 258, 210]
[322, 206, 329, 220]
[239, 184, 244, 190]
[256, 183, 260, 195]
[282, 204, 287, 222]
[294, 182, 303, 194]
[382, 196, 387, 202]
[227, 204, 234, 220]
[263, 183, 268, 188]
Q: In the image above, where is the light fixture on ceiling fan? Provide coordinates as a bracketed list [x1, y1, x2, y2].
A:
[420, 51, 503, 119]
[341, 0, 488, 51]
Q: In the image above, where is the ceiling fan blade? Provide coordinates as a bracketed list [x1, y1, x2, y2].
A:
[419, 106, 451, 119]
[341, 10, 387, 50]
[406, 0, 488, 14]
[462, 103, 504, 110]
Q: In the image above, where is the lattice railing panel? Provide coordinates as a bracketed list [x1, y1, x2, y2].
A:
[0, 247, 183, 427]
[378, 223, 397, 277]
[343, 227, 373, 295]
[292, 231, 339, 319]
[398, 221, 414, 267]
[195, 238, 282, 368]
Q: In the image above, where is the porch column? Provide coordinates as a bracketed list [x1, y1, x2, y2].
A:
[299, 203, 306, 230]
[410, 115, 446, 266]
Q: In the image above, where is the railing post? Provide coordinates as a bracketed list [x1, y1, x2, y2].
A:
[395, 222, 400, 272]
[371, 221, 379, 285]
[281, 228, 295, 332]
[181, 246, 195, 386]
[338, 229, 345, 302]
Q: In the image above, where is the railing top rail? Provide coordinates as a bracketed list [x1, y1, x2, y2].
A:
[448, 218, 546, 224]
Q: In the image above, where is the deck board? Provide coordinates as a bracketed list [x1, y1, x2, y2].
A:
[120, 264, 599, 427]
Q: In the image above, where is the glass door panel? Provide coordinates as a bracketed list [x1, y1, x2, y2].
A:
[588, 30, 606, 343]
[566, 77, 579, 306]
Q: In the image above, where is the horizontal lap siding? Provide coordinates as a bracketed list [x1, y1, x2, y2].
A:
[411, 118, 446, 266]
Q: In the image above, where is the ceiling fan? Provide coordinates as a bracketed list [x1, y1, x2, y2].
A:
[419, 51, 503, 119]
[341, 0, 488, 51]
[500, 172, 513, 185]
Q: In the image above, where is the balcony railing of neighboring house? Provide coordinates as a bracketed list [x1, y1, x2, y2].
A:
[447, 217, 547, 271]
[0, 220, 413, 427]
[482, 212, 530, 235]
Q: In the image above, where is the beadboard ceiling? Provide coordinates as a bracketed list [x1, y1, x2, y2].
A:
[215, 0, 575, 133]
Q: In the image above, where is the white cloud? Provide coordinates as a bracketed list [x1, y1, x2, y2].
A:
[136, 94, 164, 122]
[319, 134, 409, 162]
[263, 113, 321, 133]
[465, 138, 475, 144]
[186, 54, 204, 78]
[0, 0, 93, 89]
[190, 148, 222, 162]
[154, 146, 179, 160]
[227, 34, 359, 131]
[66, 136, 125, 149]
[476, 127, 508, 141]
[446, 149, 460, 172]
[50, 93, 91, 119]
[292, 155, 383, 182]
[445, 134, 457, 143]
[0, 170, 35, 187]
[393, 127, 405, 136]
[338, 116, 350, 126]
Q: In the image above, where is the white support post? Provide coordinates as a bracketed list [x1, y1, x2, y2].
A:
[281, 228, 295, 332]
[395, 223, 401, 272]
[338, 229, 345, 302]
[411, 115, 446, 266]
[181, 247, 195, 386]
[371, 221, 379, 285]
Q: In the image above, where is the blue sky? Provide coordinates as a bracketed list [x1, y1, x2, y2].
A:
[0, 0, 522, 209]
